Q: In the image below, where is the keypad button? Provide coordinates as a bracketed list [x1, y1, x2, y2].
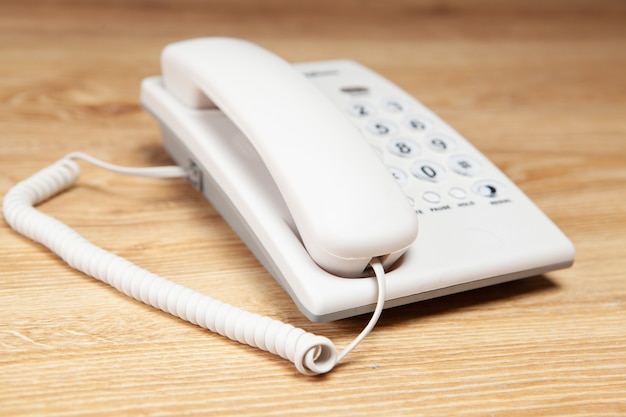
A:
[448, 155, 483, 176]
[472, 181, 505, 198]
[422, 192, 441, 204]
[387, 138, 420, 158]
[405, 115, 430, 132]
[449, 187, 467, 199]
[382, 98, 410, 113]
[387, 166, 408, 185]
[410, 160, 447, 183]
[367, 120, 397, 136]
[346, 101, 376, 117]
[426, 134, 456, 152]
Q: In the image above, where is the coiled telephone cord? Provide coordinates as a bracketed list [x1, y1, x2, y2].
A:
[2, 153, 387, 376]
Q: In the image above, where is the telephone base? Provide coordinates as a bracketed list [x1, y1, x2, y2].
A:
[141, 59, 575, 322]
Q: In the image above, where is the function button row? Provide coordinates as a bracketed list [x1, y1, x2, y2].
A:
[406, 182, 505, 205]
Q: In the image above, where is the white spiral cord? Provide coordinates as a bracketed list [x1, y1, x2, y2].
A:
[2, 153, 387, 376]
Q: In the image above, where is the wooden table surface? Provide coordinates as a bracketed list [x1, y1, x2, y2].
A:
[2, 1, 625, 415]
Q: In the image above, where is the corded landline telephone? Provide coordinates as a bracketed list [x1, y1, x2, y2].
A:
[3, 37, 575, 375]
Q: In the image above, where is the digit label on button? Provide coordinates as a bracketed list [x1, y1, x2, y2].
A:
[448, 155, 483, 176]
[426, 134, 456, 152]
[387, 138, 420, 158]
[346, 102, 375, 117]
[405, 115, 430, 132]
[367, 120, 397, 136]
[410, 160, 447, 182]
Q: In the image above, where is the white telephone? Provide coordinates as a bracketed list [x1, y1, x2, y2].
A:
[3, 37, 575, 375]
[142, 38, 574, 321]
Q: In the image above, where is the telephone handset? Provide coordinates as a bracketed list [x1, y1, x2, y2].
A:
[158, 38, 418, 277]
[142, 37, 575, 322]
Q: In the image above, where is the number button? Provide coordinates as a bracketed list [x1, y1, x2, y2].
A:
[367, 120, 397, 136]
[422, 192, 441, 204]
[387, 166, 408, 185]
[387, 138, 420, 158]
[410, 160, 447, 183]
[346, 102, 376, 117]
[382, 98, 409, 113]
[426, 134, 456, 152]
[448, 155, 483, 176]
[405, 115, 430, 132]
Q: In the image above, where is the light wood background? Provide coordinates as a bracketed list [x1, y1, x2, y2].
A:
[1, 1, 625, 415]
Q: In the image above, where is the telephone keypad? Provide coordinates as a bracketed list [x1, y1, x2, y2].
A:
[346, 102, 376, 117]
[382, 98, 410, 113]
[344, 95, 506, 210]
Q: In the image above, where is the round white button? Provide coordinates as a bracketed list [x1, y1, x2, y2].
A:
[426, 134, 456, 152]
[423, 192, 441, 204]
[449, 187, 467, 199]
[405, 115, 430, 132]
[387, 138, 420, 158]
[346, 102, 375, 117]
[410, 160, 447, 182]
[367, 120, 397, 136]
[448, 155, 483, 176]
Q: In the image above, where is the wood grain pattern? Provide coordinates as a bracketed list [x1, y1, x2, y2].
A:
[1, 1, 625, 415]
